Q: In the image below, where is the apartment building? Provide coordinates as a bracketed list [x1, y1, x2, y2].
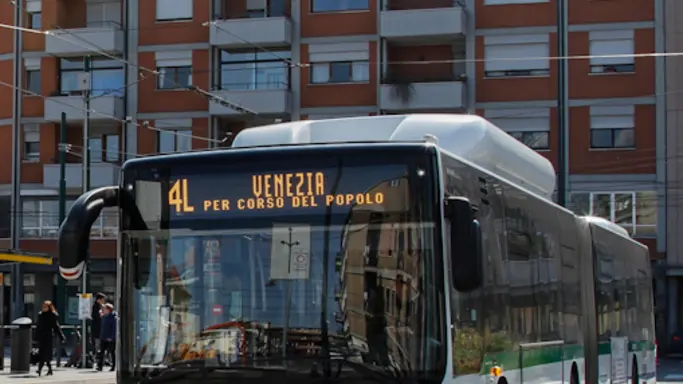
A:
[0, 0, 665, 336]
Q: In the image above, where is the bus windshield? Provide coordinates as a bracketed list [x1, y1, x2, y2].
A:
[121, 148, 447, 381]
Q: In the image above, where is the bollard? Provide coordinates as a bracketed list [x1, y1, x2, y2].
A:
[10, 317, 32, 374]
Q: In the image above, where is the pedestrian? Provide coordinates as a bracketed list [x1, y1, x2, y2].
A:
[91, 293, 106, 355]
[36, 300, 65, 376]
[97, 303, 117, 372]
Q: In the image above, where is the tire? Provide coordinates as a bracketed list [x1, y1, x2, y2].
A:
[570, 364, 579, 384]
[631, 357, 638, 384]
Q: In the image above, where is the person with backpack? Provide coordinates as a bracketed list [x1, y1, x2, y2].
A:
[97, 303, 117, 372]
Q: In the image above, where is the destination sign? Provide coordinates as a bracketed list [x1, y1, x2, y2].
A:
[168, 164, 407, 219]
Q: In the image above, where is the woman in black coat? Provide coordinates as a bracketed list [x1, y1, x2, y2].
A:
[36, 300, 65, 376]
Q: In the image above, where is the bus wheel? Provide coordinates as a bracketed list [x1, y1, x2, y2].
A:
[631, 357, 638, 384]
[570, 363, 579, 384]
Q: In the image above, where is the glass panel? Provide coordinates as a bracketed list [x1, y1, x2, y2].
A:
[102, 207, 119, 237]
[569, 193, 590, 215]
[157, 68, 176, 89]
[590, 129, 613, 148]
[60, 71, 81, 94]
[614, 128, 635, 148]
[27, 70, 41, 93]
[255, 62, 288, 89]
[592, 193, 612, 219]
[176, 130, 192, 152]
[30, 13, 41, 29]
[90, 137, 104, 163]
[158, 131, 176, 153]
[613, 193, 634, 231]
[91, 69, 124, 96]
[21, 200, 39, 231]
[177, 66, 192, 88]
[635, 191, 657, 237]
[330, 62, 352, 83]
[221, 63, 254, 90]
[311, 63, 329, 83]
[106, 135, 119, 162]
[351, 61, 369, 82]
[41, 200, 59, 237]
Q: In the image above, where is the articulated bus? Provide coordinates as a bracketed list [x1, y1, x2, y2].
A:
[57, 114, 655, 384]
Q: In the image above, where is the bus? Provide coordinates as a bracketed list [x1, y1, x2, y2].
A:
[57, 114, 656, 384]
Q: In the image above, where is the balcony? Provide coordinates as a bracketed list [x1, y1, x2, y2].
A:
[379, 74, 466, 111]
[380, 1, 464, 41]
[43, 162, 120, 190]
[45, 25, 124, 57]
[44, 94, 124, 123]
[210, 16, 292, 48]
[209, 83, 292, 116]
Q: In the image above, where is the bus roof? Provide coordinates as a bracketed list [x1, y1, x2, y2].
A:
[232, 114, 557, 200]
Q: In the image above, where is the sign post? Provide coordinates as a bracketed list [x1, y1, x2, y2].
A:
[78, 293, 92, 368]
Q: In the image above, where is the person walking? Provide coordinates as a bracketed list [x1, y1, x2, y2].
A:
[36, 300, 65, 376]
[90, 293, 106, 355]
[97, 303, 117, 372]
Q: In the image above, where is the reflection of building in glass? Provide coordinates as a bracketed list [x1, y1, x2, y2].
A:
[337, 177, 419, 368]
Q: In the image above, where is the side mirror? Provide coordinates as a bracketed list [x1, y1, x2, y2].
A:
[446, 196, 483, 292]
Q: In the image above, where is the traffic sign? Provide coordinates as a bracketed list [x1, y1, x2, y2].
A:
[212, 304, 222, 315]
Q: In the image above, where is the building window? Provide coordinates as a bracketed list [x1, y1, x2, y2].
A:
[29, 12, 41, 29]
[311, 0, 368, 13]
[156, 51, 192, 90]
[589, 30, 635, 74]
[59, 58, 124, 96]
[89, 134, 120, 163]
[590, 106, 635, 149]
[568, 191, 657, 237]
[26, 69, 41, 94]
[21, 200, 63, 238]
[310, 61, 369, 84]
[308, 42, 370, 84]
[22, 125, 40, 161]
[157, 130, 192, 153]
[484, 34, 550, 78]
[156, 0, 193, 21]
[220, 50, 291, 90]
[486, 108, 550, 150]
[86, 0, 122, 27]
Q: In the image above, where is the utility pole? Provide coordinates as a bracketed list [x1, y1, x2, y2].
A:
[556, 0, 569, 207]
[10, 0, 24, 319]
[57, 112, 67, 325]
[80, 56, 92, 368]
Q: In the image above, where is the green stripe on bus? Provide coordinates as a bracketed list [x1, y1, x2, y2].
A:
[471, 341, 655, 375]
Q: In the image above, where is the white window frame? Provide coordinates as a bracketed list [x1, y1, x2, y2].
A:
[156, 0, 193, 21]
[486, 108, 550, 150]
[589, 105, 635, 149]
[308, 42, 370, 84]
[26, 0, 41, 29]
[589, 30, 635, 74]
[22, 124, 40, 162]
[568, 191, 657, 237]
[484, 34, 550, 78]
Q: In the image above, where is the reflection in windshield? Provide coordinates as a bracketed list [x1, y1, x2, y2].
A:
[124, 162, 445, 381]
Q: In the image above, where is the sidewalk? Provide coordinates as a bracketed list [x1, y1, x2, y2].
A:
[0, 347, 115, 383]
